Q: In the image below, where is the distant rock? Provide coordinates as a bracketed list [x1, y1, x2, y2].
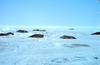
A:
[33, 29, 46, 32]
[0, 32, 14, 36]
[16, 29, 28, 33]
[91, 32, 100, 35]
[29, 34, 44, 38]
[60, 35, 76, 39]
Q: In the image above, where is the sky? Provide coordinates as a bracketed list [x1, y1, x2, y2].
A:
[0, 0, 100, 26]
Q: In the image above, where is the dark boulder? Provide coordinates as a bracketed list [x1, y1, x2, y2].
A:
[29, 34, 44, 38]
[60, 35, 76, 39]
[16, 30, 28, 33]
[0, 32, 14, 36]
[91, 32, 100, 35]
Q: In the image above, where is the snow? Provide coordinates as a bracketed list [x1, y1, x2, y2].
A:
[0, 26, 100, 65]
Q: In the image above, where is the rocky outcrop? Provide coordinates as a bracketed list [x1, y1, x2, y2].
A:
[29, 34, 44, 38]
[0, 32, 14, 36]
[60, 35, 76, 39]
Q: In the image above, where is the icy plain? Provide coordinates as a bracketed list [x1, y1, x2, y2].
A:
[0, 26, 100, 65]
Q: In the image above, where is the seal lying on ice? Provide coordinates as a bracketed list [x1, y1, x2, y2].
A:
[60, 35, 76, 39]
[16, 29, 28, 33]
[91, 32, 100, 35]
[0, 32, 14, 36]
[29, 34, 44, 38]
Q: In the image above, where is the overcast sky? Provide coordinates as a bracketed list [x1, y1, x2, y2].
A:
[0, 0, 100, 26]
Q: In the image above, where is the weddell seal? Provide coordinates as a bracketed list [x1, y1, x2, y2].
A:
[0, 32, 14, 36]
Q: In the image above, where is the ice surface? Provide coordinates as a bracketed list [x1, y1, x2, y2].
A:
[0, 26, 100, 65]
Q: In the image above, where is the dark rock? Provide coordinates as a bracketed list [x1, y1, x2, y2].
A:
[16, 30, 28, 33]
[91, 32, 100, 35]
[60, 35, 76, 39]
[29, 34, 44, 38]
[0, 32, 14, 36]
[33, 29, 46, 32]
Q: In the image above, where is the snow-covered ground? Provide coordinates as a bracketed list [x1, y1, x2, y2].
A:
[0, 26, 100, 65]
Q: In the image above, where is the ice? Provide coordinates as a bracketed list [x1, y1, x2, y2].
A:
[0, 26, 100, 65]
